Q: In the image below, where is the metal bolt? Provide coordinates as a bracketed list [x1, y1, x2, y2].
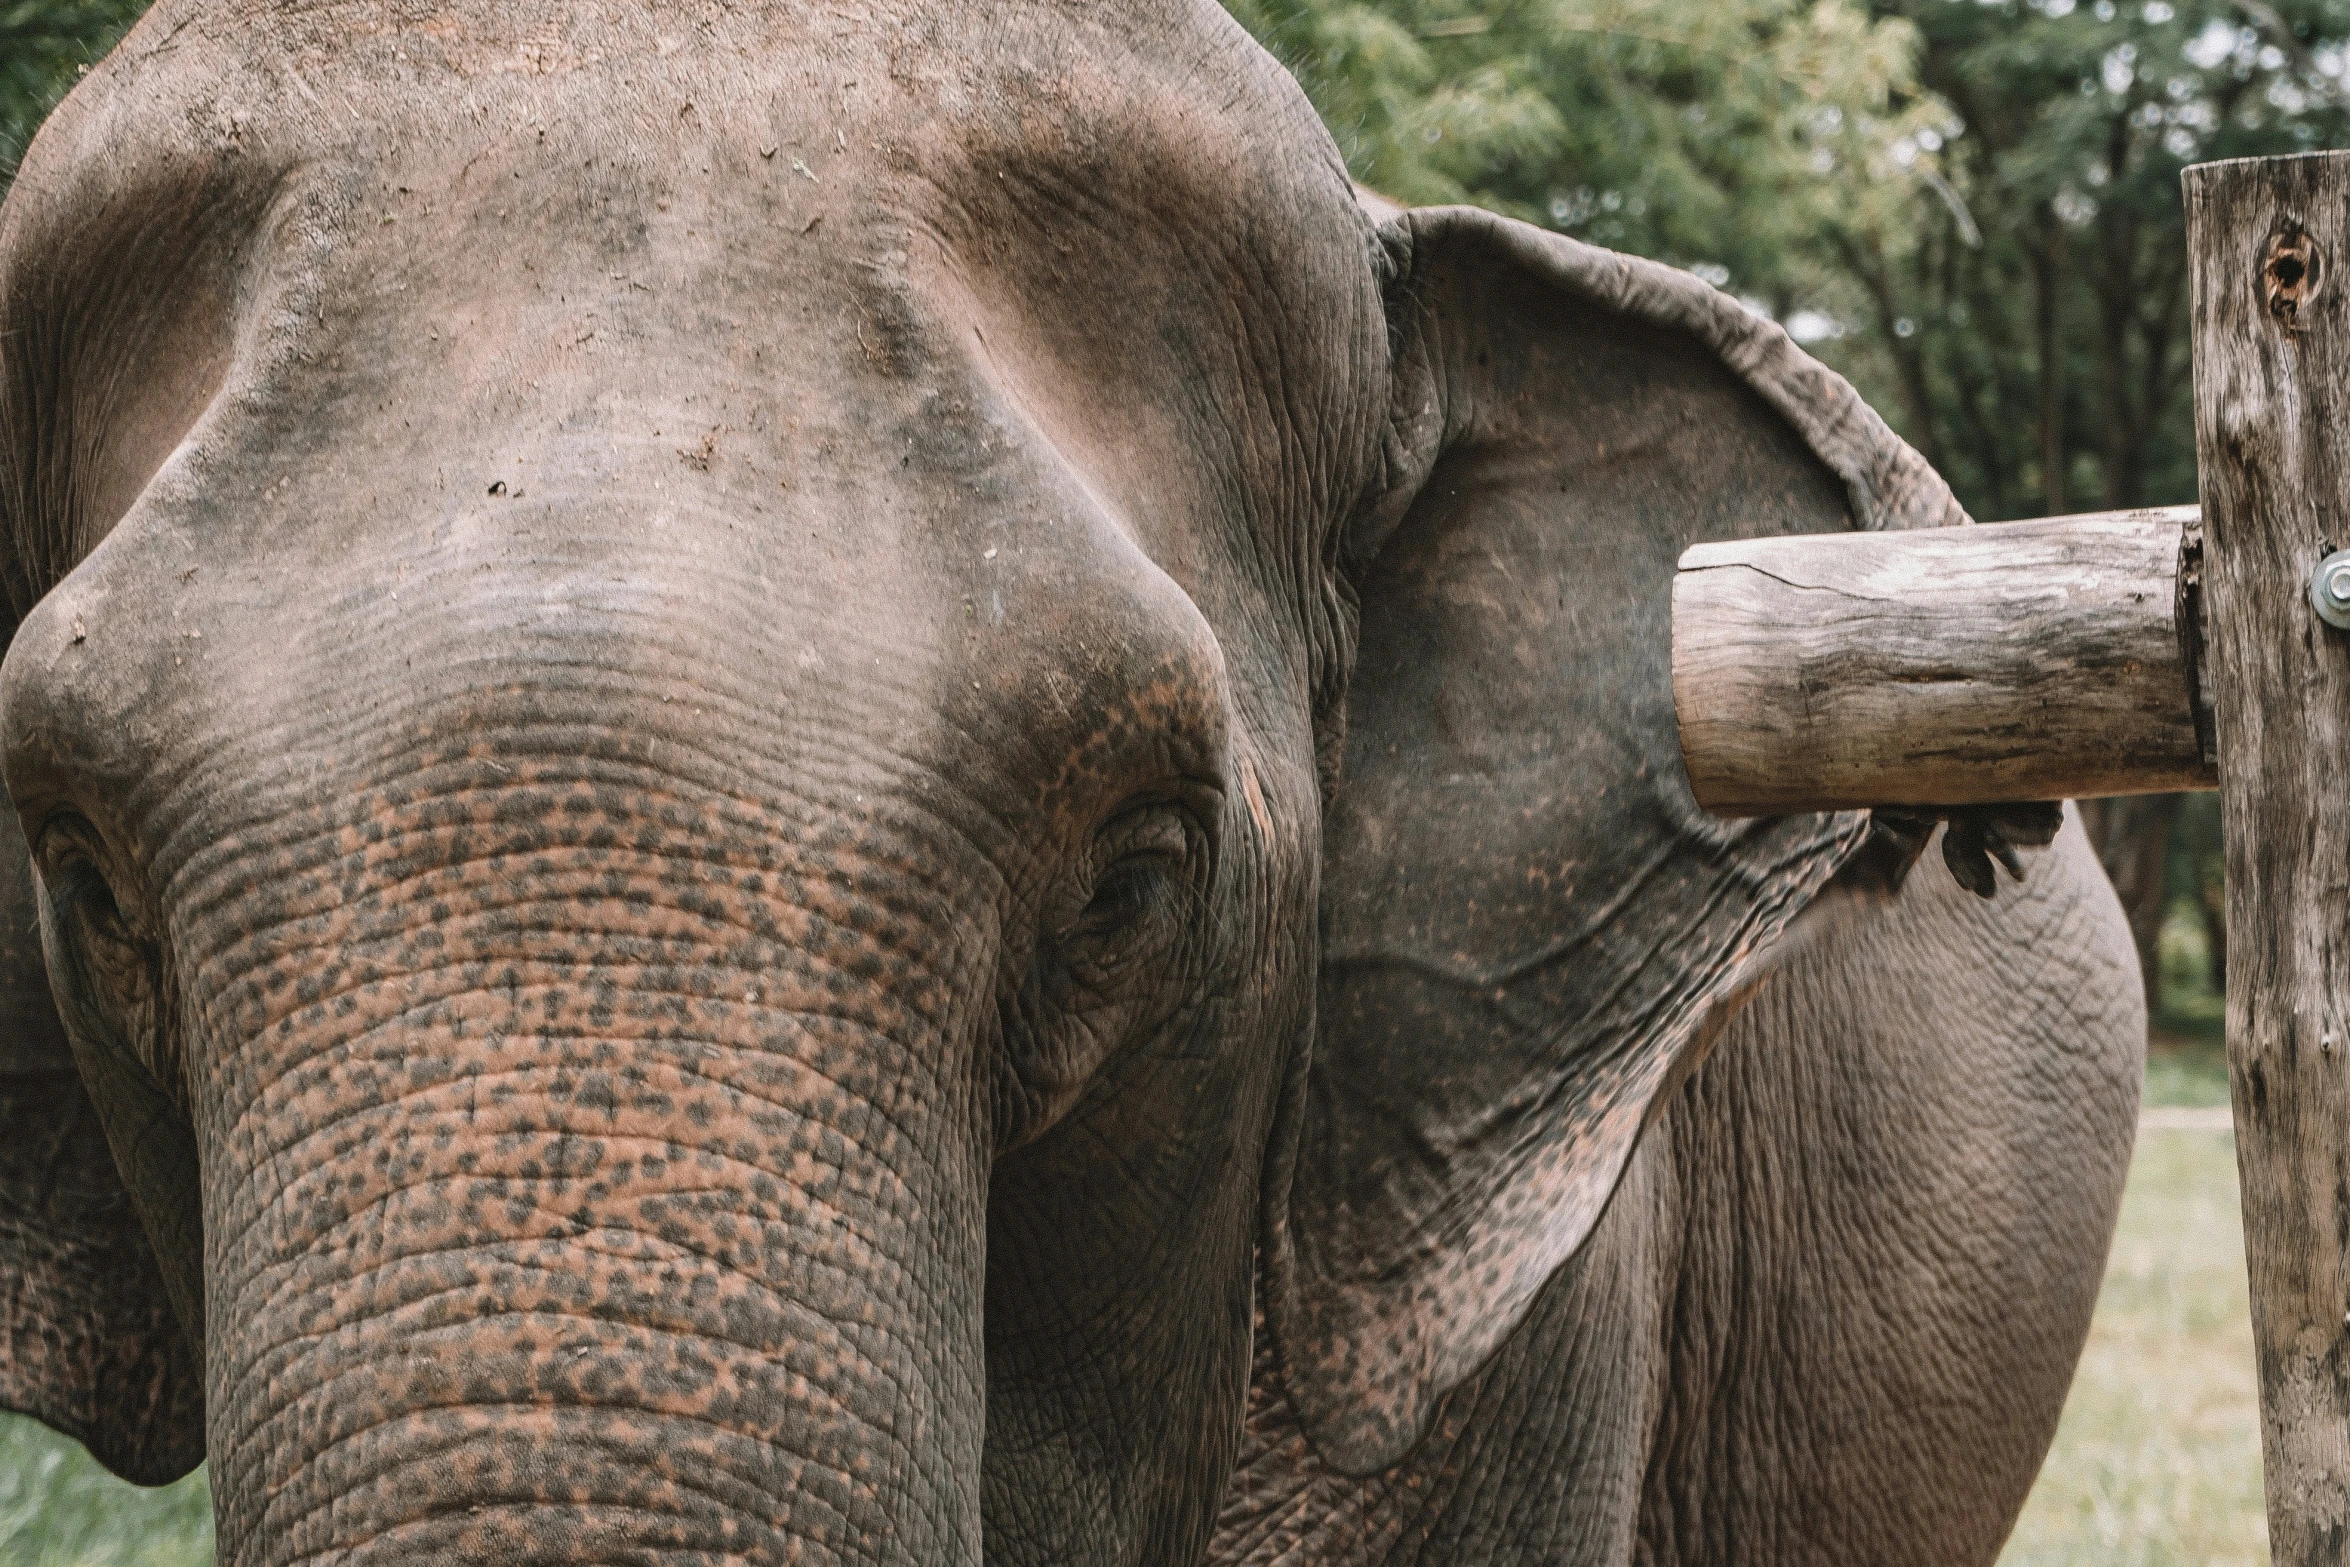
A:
[2314, 549, 2350, 629]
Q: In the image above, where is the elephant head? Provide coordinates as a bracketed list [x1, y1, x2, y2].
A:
[0, 2, 1960, 1563]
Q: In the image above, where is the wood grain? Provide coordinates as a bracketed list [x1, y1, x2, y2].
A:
[1672, 508, 2215, 814]
[2187, 149, 2350, 1564]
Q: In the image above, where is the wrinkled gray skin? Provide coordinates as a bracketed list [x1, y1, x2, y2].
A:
[1220, 817, 2140, 1564]
[0, 3, 2137, 1565]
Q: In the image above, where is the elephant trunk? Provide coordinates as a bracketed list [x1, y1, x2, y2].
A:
[178, 726, 997, 1566]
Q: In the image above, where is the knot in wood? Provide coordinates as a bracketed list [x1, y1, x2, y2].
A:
[2264, 223, 2324, 332]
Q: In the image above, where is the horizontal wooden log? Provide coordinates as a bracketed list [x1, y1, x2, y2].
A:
[1672, 506, 2217, 815]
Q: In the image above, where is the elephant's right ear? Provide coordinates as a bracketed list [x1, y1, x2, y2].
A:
[0, 806, 202, 1483]
[1268, 207, 1963, 1474]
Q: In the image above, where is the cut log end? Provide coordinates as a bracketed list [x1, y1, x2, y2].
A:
[1671, 506, 2217, 816]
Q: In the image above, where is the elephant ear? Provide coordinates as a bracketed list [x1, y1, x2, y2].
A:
[1268, 206, 1964, 1473]
[0, 805, 201, 1483]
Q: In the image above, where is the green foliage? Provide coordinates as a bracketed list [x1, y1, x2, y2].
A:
[1844, 0, 2350, 520]
[0, 1, 147, 181]
[1226, 0, 1943, 311]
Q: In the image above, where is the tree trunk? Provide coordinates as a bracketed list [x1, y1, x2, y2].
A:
[1832, 226, 1946, 474]
[2035, 226, 2067, 515]
[2185, 148, 2350, 1564]
[2200, 869, 2228, 994]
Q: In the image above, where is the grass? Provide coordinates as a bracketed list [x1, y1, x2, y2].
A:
[2144, 1038, 2230, 1108]
[1998, 900, 2267, 1563]
[0, 1418, 210, 1567]
[1999, 1124, 2266, 1566]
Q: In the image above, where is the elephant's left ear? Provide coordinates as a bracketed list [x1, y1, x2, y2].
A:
[1267, 206, 1963, 1473]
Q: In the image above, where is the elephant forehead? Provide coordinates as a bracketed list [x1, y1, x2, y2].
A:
[6, 0, 1359, 366]
[0, 0, 1373, 731]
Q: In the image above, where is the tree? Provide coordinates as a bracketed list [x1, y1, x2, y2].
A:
[2170, 787, 2226, 993]
[1828, 1, 2350, 523]
[1224, 0, 1946, 313]
[2078, 794, 2181, 1007]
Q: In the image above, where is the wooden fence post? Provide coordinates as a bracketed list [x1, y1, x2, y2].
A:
[2188, 149, 2350, 1562]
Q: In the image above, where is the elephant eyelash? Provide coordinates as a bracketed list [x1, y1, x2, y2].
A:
[1070, 852, 1182, 935]
[993, 801, 1218, 1150]
[1059, 798, 1210, 951]
[44, 855, 125, 936]
[35, 842, 184, 1107]
[42, 857, 143, 1008]
[1059, 855, 1209, 996]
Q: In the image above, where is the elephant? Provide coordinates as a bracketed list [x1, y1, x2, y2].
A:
[0, 2, 2140, 1565]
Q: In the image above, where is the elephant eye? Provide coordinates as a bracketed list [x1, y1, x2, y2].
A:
[995, 802, 1215, 1149]
[31, 820, 169, 1091]
[1056, 808, 1203, 992]
[1072, 855, 1176, 937]
[49, 854, 127, 941]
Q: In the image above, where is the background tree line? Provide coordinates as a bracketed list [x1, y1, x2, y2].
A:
[6, 0, 2332, 1012]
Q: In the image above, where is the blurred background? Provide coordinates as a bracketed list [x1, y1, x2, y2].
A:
[0, 0, 2320, 1561]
